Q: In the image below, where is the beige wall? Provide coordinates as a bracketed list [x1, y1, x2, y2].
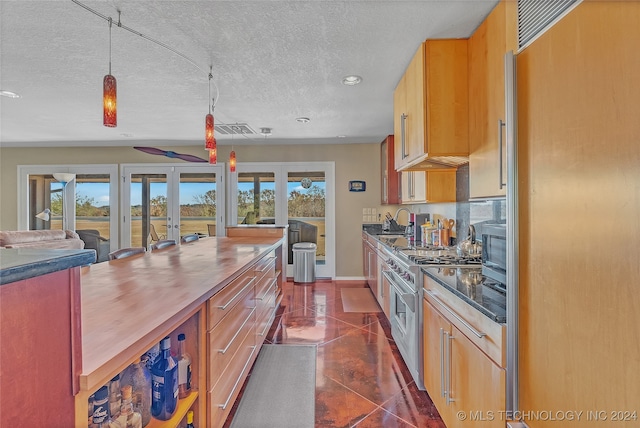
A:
[0, 142, 389, 278]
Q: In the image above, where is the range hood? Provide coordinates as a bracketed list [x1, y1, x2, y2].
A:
[397, 154, 469, 171]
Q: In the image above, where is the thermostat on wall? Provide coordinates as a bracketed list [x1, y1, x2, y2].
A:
[348, 180, 366, 192]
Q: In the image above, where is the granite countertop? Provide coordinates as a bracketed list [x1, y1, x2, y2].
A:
[422, 266, 506, 323]
[0, 248, 96, 285]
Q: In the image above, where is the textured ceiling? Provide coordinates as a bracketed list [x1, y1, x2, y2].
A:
[0, 0, 498, 148]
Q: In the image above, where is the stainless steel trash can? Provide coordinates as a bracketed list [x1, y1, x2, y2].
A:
[293, 242, 317, 283]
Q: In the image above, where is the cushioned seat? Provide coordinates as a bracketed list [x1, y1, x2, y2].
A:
[0, 229, 85, 250]
[181, 234, 200, 243]
[76, 229, 111, 263]
[151, 239, 177, 250]
[108, 247, 146, 260]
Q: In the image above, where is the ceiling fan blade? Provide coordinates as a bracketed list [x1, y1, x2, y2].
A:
[174, 153, 208, 163]
[134, 146, 207, 163]
[133, 146, 167, 156]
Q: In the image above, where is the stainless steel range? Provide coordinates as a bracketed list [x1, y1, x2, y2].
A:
[380, 241, 481, 391]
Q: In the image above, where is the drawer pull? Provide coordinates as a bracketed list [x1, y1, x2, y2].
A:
[425, 290, 487, 339]
[216, 277, 256, 310]
[258, 309, 276, 337]
[255, 257, 276, 273]
[218, 345, 258, 410]
[439, 328, 445, 398]
[218, 307, 256, 354]
[255, 277, 278, 301]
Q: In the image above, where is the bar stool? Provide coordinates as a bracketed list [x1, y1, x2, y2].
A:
[181, 234, 200, 243]
[108, 247, 146, 260]
[151, 239, 177, 250]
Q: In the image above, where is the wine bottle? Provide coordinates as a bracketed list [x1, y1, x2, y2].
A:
[186, 410, 195, 428]
[177, 333, 192, 399]
[150, 337, 178, 421]
[121, 355, 152, 427]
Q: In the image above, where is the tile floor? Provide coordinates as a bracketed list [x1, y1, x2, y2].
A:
[224, 280, 446, 428]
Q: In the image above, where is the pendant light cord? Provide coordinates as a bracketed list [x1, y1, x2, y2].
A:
[108, 17, 112, 75]
[73, 0, 219, 107]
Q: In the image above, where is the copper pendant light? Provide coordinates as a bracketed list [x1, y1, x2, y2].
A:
[103, 17, 117, 127]
[209, 145, 217, 164]
[205, 67, 215, 154]
[229, 150, 236, 172]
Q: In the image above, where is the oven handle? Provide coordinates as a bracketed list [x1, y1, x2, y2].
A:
[425, 289, 487, 339]
[384, 271, 416, 312]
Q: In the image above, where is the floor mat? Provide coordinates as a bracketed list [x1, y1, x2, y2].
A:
[229, 344, 317, 428]
[340, 288, 381, 313]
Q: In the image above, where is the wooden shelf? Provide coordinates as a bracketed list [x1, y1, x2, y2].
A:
[146, 390, 199, 428]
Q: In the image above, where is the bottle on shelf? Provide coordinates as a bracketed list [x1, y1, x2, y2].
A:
[150, 336, 178, 421]
[121, 355, 152, 427]
[91, 385, 123, 428]
[116, 385, 143, 428]
[177, 333, 192, 399]
[146, 343, 160, 370]
[108, 374, 122, 421]
[186, 410, 195, 428]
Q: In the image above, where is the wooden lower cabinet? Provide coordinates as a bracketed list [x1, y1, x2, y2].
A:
[207, 251, 279, 428]
[423, 298, 505, 427]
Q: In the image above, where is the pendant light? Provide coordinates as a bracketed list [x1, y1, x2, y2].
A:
[209, 144, 217, 164]
[229, 125, 236, 172]
[103, 17, 117, 127]
[205, 67, 215, 155]
[229, 150, 236, 172]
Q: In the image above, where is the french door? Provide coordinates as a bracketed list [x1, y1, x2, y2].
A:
[121, 164, 225, 248]
[229, 162, 335, 279]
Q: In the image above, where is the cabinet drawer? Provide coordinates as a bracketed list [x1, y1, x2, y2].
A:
[208, 298, 256, 388]
[253, 254, 276, 279]
[208, 271, 256, 330]
[423, 277, 505, 367]
[208, 331, 258, 428]
[256, 282, 278, 339]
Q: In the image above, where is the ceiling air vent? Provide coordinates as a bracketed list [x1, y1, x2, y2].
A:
[214, 123, 256, 135]
[518, 0, 579, 48]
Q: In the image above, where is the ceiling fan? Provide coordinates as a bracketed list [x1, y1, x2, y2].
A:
[133, 147, 207, 163]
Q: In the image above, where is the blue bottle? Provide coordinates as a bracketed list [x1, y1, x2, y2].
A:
[150, 337, 178, 420]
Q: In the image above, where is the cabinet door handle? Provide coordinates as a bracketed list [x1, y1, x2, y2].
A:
[446, 332, 455, 405]
[255, 257, 276, 273]
[218, 345, 258, 409]
[258, 308, 276, 337]
[256, 277, 278, 301]
[216, 277, 256, 310]
[401, 113, 408, 159]
[218, 307, 256, 354]
[425, 290, 487, 338]
[498, 119, 506, 189]
[440, 327, 446, 398]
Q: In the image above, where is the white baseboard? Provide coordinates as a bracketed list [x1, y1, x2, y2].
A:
[335, 276, 366, 281]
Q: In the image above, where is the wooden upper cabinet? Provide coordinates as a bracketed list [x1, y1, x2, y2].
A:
[400, 169, 456, 204]
[381, 135, 400, 205]
[394, 39, 469, 171]
[468, 0, 517, 199]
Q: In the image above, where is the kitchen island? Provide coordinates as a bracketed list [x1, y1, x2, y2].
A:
[1, 235, 285, 428]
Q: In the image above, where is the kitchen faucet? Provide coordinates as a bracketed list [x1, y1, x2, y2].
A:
[393, 207, 412, 225]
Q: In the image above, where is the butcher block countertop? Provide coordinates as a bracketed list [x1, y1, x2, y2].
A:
[79, 235, 284, 393]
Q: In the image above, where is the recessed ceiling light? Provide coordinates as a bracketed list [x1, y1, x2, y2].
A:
[120, 133, 134, 137]
[296, 117, 310, 123]
[337, 135, 346, 138]
[341, 75, 362, 86]
[0, 90, 21, 98]
[260, 127, 272, 136]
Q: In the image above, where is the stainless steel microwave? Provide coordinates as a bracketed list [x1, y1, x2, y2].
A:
[481, 224, 506, 285]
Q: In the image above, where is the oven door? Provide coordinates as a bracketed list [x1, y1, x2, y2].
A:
[384, 271, 416, 350]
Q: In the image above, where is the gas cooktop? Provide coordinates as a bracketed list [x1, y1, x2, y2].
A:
[409, 253, 482, 266]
